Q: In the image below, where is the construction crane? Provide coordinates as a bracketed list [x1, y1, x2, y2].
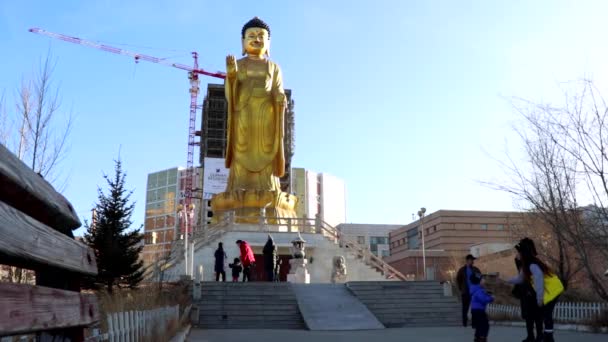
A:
[29, 28, 226, 239]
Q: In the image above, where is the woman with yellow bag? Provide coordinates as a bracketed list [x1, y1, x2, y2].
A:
[509, 238, 565, 342]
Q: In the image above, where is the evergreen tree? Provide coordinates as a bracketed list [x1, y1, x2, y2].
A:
[84, 159, 143, 293]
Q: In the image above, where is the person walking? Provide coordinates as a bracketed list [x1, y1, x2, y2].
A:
[456, 254, 481, 327]
[513, 240, 543, 342]
[509, 238, 564, 342]
[228, 258, 243, 282]
[263, 235, 277, 282]
[214, 242, 227, 282]
[236, 239, 256, 282]
[469, 272, 494, 342]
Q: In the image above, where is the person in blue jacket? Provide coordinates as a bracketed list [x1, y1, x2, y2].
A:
[470, 272, 494, 342]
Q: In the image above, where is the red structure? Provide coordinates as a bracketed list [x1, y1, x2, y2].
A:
[29, 28, 226, 235]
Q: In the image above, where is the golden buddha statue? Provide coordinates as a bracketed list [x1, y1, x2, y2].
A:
[211, 17, 297, 222]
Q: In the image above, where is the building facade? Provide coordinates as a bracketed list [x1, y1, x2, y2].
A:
[386, 210, 522, 281]
[141, 167, 202, 265]
[336, 224, 401, 258]
[292, 168, 347, 228]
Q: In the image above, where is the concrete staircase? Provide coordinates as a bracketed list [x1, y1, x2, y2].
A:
[347, 281, 461, 327]
[195, 282, 306, 329]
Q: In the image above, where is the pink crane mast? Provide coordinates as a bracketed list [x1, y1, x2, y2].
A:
[29, 27, 226, 236]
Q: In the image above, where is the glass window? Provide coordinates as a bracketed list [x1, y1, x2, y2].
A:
[481, 224, 488, 230]
[497, 224, 505, 230]
[168, 169, 178, 185]
[407, 228, 419, 249]
[166, 215, 176, 227]
[357, 236, 366, 245]
[144, 232, 153, 244]
[381, 250, 390, 257]
[155, 216, 166, 229]
[371, 236, 388, 245]
[157, 171, 167, 188]
[147, 173, 157, 188]
[144, 218, 155, 230]
[165, 229, 174, 242]
[157, 187, 167, 200]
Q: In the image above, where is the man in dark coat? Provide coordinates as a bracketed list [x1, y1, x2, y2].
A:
[262, 235, 277, 282]
[456, 254, 481, 327]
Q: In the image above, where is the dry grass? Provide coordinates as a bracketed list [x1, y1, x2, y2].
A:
[87, 281, 191, 340]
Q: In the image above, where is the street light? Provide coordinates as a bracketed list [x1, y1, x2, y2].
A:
[178, 203, 196, 277]
[417, 207, 427, 280]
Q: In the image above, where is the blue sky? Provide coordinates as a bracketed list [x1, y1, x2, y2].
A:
[2, 1, 608, 235]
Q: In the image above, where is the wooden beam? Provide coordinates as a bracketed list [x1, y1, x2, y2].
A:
[0, 283, 99, 335]
[0, 200, 97, 275]
[0, 143, 81, 232]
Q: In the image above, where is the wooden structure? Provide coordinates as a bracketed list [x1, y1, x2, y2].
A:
[0, 144, 100, 340]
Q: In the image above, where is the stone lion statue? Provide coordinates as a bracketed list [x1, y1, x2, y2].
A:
[331, 256, 347, 283]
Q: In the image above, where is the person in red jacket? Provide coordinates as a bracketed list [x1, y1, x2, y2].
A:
[236, 240, 256, 282]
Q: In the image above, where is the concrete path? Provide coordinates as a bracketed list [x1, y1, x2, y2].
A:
[290, 283, 384, 330]
[188, 326, 606, 342]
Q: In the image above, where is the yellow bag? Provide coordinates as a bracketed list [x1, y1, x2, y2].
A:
[533, 273, 564, 304]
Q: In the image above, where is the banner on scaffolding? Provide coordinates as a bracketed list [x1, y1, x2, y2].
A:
[202, 157, 229, 200]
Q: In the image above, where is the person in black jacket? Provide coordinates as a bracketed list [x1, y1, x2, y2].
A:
[513, 238, 543, 342]
[214, 242, 227, 282]
[263, 235, 277, 282]
[456, 254, 481, 327]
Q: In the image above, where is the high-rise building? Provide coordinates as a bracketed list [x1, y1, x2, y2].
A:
[198, 83, 295, 225]
[141, 167, 201, 265]
[291, 168, 347, 228]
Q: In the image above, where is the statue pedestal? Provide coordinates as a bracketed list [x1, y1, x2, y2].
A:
[287, 258, 310, 284]
[211, 189, 298, 224]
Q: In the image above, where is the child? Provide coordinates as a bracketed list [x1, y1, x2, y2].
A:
[228, 258, 243, 282]
[470, 272, 494, 342]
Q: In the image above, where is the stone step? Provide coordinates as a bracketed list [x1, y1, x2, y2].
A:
[364, 303, 459, 310]
[196, 298, 298, 304]
[365, 301, 460, 308]
[199, 293, 297, 299]
[198, 304, 300, 311]
[197, 321, 305, 329]
[350, 291, 444, 297]
[348, 286, 444, 291]
[368, 307, 460, 314]
[200, 313, 303, 321]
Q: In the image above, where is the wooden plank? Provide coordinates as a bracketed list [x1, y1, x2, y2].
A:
[0, 200, 97, 275]
[0, 143, 81, 232]
[0, 283, 99, 335]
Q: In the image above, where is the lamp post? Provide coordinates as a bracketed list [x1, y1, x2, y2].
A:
[178, 203, 196, 277]
[417, 207, 427, 280]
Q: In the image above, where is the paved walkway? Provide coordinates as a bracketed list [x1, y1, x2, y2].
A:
[291, 284, 384, 330]
[188, 326, 605, 342]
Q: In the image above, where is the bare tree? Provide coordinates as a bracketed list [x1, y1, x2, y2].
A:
[15, 53, 73, 184]
[489, 80, 608, 300]
[0, 52, 74, 284]
[485, 111, 580, 289]
[0, 90, 10, 145]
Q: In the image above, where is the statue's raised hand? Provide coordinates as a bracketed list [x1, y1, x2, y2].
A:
[226, 55, 237, 77]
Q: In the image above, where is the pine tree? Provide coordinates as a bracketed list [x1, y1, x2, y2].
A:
[84, 159, 143, 293]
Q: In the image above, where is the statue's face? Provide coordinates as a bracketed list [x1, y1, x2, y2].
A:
[243, 27, 269, 56]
